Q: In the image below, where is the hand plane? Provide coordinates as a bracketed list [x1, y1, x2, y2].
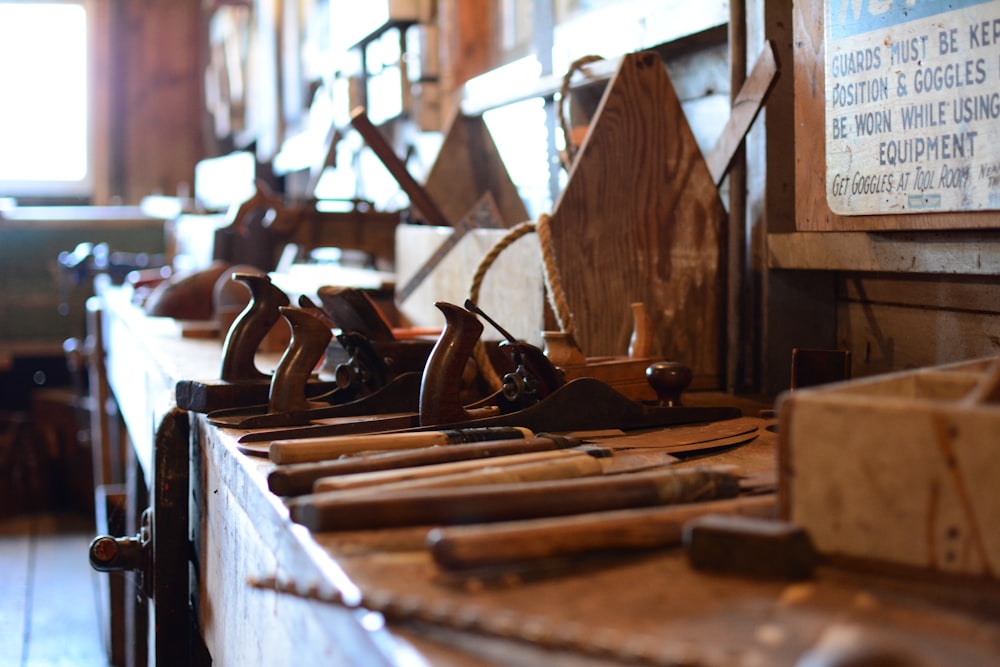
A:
[175, 272, 338, 413]
[206, 288, 435, 428]
[237, 300, 742, 446]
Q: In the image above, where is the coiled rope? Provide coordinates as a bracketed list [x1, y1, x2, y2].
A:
[467, 214, 574, 390]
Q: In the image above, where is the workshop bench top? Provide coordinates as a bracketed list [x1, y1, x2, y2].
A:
[96, 283, 1000, 667]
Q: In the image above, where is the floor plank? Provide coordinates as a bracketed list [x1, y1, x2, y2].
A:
[0, 530, 30, 667]
[0, 514, 109, 667]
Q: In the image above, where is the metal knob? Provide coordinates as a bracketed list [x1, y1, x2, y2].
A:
[89, 535, 143, 572]
[646, 361, 693, 407]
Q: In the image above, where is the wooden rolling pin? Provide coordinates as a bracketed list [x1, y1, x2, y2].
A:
[289, 466, 740, 532]
[427, 494, 777, 571]
[269, 426, 534, 464]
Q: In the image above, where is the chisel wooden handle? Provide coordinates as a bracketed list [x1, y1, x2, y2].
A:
[269, 426, 533, 464]
[312, 449, 603, 493]
[349, 107, 451, 228]
[289, 466, 740, 532]
[427, 494, 777, 571]
[268, 434, 583, 496]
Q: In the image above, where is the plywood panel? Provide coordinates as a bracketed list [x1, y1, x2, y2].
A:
[837, 300, 1000, 378]
[423, 114, 530, 228]
[546, 52, 726, 388]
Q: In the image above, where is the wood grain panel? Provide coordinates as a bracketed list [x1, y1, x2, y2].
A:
[118, 0, 205, 204]
[839, 273, 1000, 313]
[423, 113, 530, 228]
[837, 300, 1000, 378]
[793, 0, 999, 231]
[546, 52, 726, 388]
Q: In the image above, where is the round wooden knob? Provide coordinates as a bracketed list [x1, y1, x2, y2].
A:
[646, 361, 692, 407]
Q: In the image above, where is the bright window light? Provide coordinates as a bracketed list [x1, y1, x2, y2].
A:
[0, 3, 89, 196]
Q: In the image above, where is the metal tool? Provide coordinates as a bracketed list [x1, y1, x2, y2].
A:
[260, 418, 761, 490]
[207, 289, 434, 428]
[237, 300, 742, 443]
[175, 273, 337, 413]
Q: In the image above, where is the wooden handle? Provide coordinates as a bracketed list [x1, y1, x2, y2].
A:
[419, 302, 488, 426]
[267, 434, 583, 496]
[428, 494, 776, 571]
[313, 449, 598, 492]
[219, 273, 289, 382]
[269, 426, 533, 464]
[267, 307, 332, 414]
[289, 466, 741, 532]
[349, 107, 452, 228]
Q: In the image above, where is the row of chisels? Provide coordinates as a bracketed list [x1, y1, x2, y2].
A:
[261, 417, 777, 576]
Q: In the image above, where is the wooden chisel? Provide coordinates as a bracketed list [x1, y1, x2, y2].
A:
[266, 421, 761, 495]
[265, 416, 761, 464]
[426, 494, 777, 572]
[310, 447, 678, 493]
[267, 434, 586, 496]
[288, 466, 740, 532]
[267, 426, 534, 464]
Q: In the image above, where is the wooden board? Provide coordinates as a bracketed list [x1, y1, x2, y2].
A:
[394, 225, 545, 345]
[836, 297, 1000, 379]
[423, 112, 530, 229]
[793, 0, 1000, 230]
[545, 51, 727, 389]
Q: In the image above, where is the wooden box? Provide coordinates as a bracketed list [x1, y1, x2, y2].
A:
[778, 357, 1000, 581]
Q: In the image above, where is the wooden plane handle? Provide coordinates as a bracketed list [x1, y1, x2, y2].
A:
[419, 301, 492, 426]
[219, 273, 289, 382]
[267, 307, 332, 414]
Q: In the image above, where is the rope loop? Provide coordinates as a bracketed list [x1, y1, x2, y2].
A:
[467, 215, 573, 390]
[558, 54, 604, 170]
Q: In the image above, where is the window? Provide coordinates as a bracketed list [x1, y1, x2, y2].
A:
[0, 2, 90, 199]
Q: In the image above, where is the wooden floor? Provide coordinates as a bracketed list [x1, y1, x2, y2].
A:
[0, 513, 110, 667]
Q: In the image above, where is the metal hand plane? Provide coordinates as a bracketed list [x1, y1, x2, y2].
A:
[176, 272, 339, 413]
[236, 300, 742, 445]
[206, 288, 435, 428]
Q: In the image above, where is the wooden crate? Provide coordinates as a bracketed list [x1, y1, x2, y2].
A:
[778, 357, 1000, 581]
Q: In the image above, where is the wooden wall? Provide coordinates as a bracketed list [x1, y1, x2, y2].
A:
[91, 0, 205, 206]
[78, 0, 1000, 392]
[759, 0, 1000, 392]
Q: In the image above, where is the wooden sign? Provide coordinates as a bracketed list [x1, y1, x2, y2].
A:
[824, 0, 1000, 215]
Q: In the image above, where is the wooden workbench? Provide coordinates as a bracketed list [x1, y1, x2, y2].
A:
[94, 283, 1000, 667]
